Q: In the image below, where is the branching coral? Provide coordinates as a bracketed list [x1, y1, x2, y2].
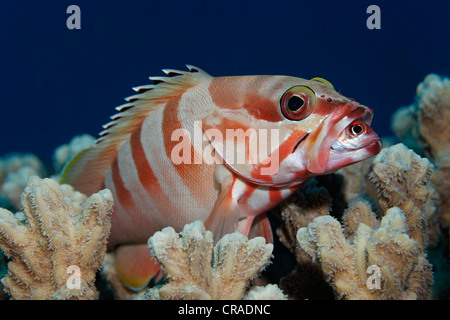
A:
[53, 134, 95, 173]
[0, 153, 44, 187]
[416, 74, 450, 158]
[417, 75, 450, 229]
[272, 180, 334, 299]
[274, 180, 331, 263]
[244, 284, 287, 300]
[282, 144, 435, 300]
[141, 220, 279, 300]
[297, 207, 433, 299]
[336, 158, 377, 203]
[0, 153, 45, 210]
[0, 176, 113, 299]
[369, 143, 435, 248]
[391, 74, 450, 229]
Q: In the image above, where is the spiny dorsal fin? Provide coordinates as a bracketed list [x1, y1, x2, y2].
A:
[61, 65, 212, 195]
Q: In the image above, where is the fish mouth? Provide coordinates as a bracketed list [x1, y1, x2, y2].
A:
[306, 105, 377, 174]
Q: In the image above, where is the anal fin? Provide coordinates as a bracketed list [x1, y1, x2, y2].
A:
[114, 244, 163, 291]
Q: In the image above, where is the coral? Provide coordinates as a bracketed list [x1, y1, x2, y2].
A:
[368, 143, 436, 248]
[416, 74, 450, 157]
[391, 105, 424, 155]
[274, 179, 331, 263]
[272, 180, 334, 299]
[281, 144, 436, 299]
[141, 220, 276, 300]
[415, 74, 450, 228]
[431, 158, 450, 228]
[297, 208, 433, 299]
[244, 284, 287, 300]
[0, 153, 44, 186]
[342, 198, 379, 240]
[0, 176, 113, 299]
[0, 153, 45, 210]
[53, 134, 95, 173]
[336, 158, 377, 203]
[391, 74, 450, 228]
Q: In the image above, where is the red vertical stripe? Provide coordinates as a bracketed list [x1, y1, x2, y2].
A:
[130, 124, 178, 214]
[111, 156, 135, 210]
[162, 95, 214, 206]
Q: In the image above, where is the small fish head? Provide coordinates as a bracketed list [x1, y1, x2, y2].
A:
[325, 105, 382, 171]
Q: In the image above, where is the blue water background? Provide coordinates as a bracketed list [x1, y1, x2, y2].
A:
[0, 0, 449, 165]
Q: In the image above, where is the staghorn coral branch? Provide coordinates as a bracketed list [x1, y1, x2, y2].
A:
[0, 176, 113, 300]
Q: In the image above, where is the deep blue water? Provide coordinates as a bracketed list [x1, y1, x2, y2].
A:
[1, 0, 449, 165]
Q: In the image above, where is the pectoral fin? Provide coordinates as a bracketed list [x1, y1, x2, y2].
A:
[204, 174, 242, 242]
[247, 213, 273, 243]
[204, 169, 273, 243]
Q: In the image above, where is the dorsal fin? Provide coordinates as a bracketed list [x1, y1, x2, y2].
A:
[61, 65, 212, 196]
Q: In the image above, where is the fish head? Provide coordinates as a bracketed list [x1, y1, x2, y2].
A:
[203, 75, 382, 186]
[275, 77, 382, 184]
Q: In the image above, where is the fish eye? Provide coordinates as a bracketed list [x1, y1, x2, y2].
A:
[349, 122, 366, 136]
[280, 86, 316, 121]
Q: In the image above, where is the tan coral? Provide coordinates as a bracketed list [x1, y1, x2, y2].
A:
[415, 73, 450, 227]
[0, 153, 44, 186]
[244, 284, 287, 300]
[342, 198, 379, 240]
[142, 220, 275, 300]
[391, 74, 450, 228]
[297, 207, 433, 300]
[273, 180, 330, 263]
[0, 176, 113, 300]
[431, 153, 450, 228]
[336, 158, 376, 202]
[53, 134, 95, 173]
[368, 143, 435, 248]
[0, 153, 45, 210]
[416, 74, 450, 157]
[271, 181, 334, 299]
[290, 144, 436, 299]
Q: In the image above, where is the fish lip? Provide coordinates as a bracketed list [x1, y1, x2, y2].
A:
[292, 133, 309, 153]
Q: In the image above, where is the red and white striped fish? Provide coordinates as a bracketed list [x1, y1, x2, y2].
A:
[61, 65, 381, 289]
